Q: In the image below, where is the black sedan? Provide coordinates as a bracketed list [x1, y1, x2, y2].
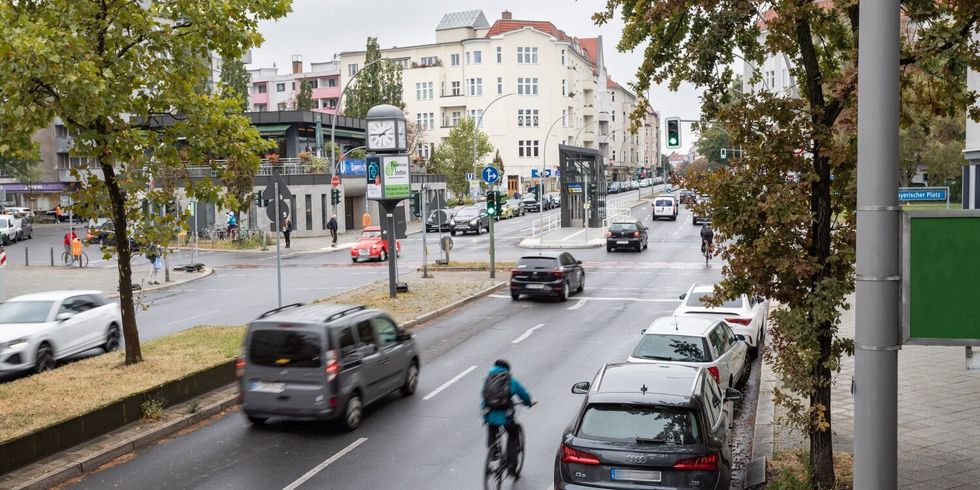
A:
[510, 252, 584, 302]
[425, 209, 454, 232]
[555, 362, 740, 489]
[449, 206, 489, 235]
[522, 196, 542, 212]
[606, 220, 648, 252]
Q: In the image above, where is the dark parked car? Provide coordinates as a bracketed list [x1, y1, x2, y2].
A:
[425, 209, 454, 232]
[608, 182, 622, 194]
[88, 221, 140, 250]
[510, 252, 585, 302]
[555, 362, 741, 490]
[679, 189, 696, 205]
[522, 196, 542, 213]
[449, 206, 489, 235]
[606, 220, 648, 252]
[238, 303, 419, 430]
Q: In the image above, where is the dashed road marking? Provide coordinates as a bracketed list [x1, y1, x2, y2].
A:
[512, 324, 546, 344]
[281, 438, 368, 490]
[423, 365, 478, 401]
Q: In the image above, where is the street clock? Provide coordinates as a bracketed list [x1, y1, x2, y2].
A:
[365, 105, 407, 152]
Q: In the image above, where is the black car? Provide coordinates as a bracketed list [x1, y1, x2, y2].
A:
[608, 182, 622, 194]
[449, 206, 489, 236]
[90, 221, 140, 250]
[555, 362, 741, 490]
[510, 252, 585, 302]
[679, 190, 696, 205]
[425, 209, 454, 232]
[606, 220, 648, 252]
[692, 198, 711, 226]
[522, 196, 542, 213]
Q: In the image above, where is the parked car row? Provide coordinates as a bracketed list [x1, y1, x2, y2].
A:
[521, 193, 559, 212]
[0, 213, 34, 245]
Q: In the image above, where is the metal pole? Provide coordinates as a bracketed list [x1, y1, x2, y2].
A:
[421, 185, 429, 278]
[193, 204, 198, 264]
[489, 192, 496, 279]
[332, 58, 389, 178]
[50, 247, 54, 266]
[274, 182, 282, 308]
[24, 247, 28, 266]
[854, 0, 899, 488]
[386, 209, 397, 298]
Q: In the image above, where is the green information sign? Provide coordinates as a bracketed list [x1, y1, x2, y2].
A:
[902, 211, 980, 345]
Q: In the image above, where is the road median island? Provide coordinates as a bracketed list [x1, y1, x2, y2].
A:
[422, 261, 516, 272]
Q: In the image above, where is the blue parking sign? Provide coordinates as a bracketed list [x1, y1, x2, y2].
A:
[531, 168, 539, 178]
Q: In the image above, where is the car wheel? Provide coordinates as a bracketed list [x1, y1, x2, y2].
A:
[511, 292, 520, 300]
[34, 344, 56, 373]
[558, 282, 569, 302]
[340, 393, 363, 431]
[379, 249, 388, 262]
[245, 414, 268, 426]
[450, 231, 456, 236]
[401, 362, 419, 396]
[103, 323, 121, 352]
[2, 235, 8, 246]
[576, 274, 584, 293]
[351, 258, 358, 263]
[475, 226, 481, 235]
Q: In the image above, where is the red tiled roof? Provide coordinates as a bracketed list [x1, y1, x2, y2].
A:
[576, 37, 600, 65]
[486, 20, 574, 43]
[606, 77, 622, 90]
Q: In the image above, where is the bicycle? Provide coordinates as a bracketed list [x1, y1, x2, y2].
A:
[61, 250, 89, 268]
[484, 401, 535, 490]
[702, 239, 713, 266]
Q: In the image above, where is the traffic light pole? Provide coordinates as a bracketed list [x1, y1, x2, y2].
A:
[421, 185, 429, 279]
[274, 182, 282, 308]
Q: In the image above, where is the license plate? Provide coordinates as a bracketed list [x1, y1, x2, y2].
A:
[251, 381, 285, 394]
[359, 250, 369, 256]
[611, 469, 661, 483]
[617, 241, 628, 244]
[525, 284, 545, 289]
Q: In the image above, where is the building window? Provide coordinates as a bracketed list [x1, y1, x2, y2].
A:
[468, 109, 484, 127]
[348, 64, 358, 76]
[417, 142, 432, 160]
[451, 111, 462, 127]
[467, 78, 483, 96]
[612, 111, 616, 122]
[518, 140, 540, 158]
[782, 69, 790, 87]
[465, 52, 470, 64]
[451, 53, 460, 66]
[517, 77, 538, 95]
[562, 109, 567, 128]
[255, 83, 267, 94]
[417, 112, 434, 130]
[517, 47, 538, 64]
[561, 49, 566, 65]
[497, 77, 503, 95]
[766, 70, 775, 89]
[328, 98, 338, 109]
[305, 194, 313, 230]
[420, 56, 439, 67]
[277, 102, 288, 111]
[327, 78, 337, 87]
[496, 46, 502, 63]
[308, 79, 318, 89]
[254, 104, 267, 111]
[451, 81, 461, 96]
[517, 109, 539, 127]
[562, 79, 567, 96]
[291, 82, 296, 91]
[312, 99, 320, 109]
[612, 92, 615, 102]
[416, 81, 434, 100]
[473, 50, 482, 64]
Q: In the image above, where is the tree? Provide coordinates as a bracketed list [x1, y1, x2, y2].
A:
[596, 1, 978, 486]
[693, 125, 731, 168]
[220, 55, 251, 113]
[431, 117, 493, 198]
[294, 80, 313, 111]
[492, 150, 505, 177]
[344, 37, 404, 118]
[0, 0, 288, 365]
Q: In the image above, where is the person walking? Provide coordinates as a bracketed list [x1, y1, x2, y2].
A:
[281, 212, 292, 249]
[226, 211, 238, 240]
[327, 215, 338, 247]
[146, 244, 162, 285]
[361, 211, 371, 228]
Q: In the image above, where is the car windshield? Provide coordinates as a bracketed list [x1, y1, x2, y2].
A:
[361, 230, 381, 239]
[655, 199, 673, 207]
[686, 292, 743, 309]
[522, 197, 537, 202]
[610, 223, 638, 232]
[427, 211, 447, 221]
[455, 208, 480, 218]
[248, 330, 322, 368]
[578, 404, 701, 444]
[517, 257, 559, 269]
[0, 301, 53, 323]
[632, 334, 710, 362]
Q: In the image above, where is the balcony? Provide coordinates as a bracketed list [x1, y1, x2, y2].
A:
[58, 167, 105, 182]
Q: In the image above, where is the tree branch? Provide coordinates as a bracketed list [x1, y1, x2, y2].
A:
[899, 15, 977, 66]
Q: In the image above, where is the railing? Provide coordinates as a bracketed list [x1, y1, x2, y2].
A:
[530, 211, 562, 238]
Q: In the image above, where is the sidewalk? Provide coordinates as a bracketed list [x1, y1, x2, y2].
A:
[755, 295, 980, 488]
[176, 221, 425, 255]
[4, 265, 211, 300]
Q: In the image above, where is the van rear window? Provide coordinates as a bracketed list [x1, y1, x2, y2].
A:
[655, 199, 674, 207]
[249, 330, 322, 368]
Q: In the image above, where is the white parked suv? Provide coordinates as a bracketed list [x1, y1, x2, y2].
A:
[628, 316, 749, 392]
[0, 214, 21, 244]
[0, 291, 122, 375]
[675, 283, 769, 359]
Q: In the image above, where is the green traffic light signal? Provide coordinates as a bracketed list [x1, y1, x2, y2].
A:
[666, 117, 681, 149]
[486, 191, 497, 215]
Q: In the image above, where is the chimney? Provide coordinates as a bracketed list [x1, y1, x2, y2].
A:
[501, 10, 512, 20]
[291, 54, 303, 74]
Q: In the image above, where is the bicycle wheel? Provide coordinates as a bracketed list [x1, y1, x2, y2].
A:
[61, 251, 73, 266]
[78, 252, 89, 268]
[512, 425, 526, 478]
[483, 444, 504, 490]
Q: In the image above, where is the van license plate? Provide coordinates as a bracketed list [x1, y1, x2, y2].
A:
[611, 469, 661, 482]
[251, 381, 285, 394]
[525, 284, 545, 289]
[617, 241, 628, 244]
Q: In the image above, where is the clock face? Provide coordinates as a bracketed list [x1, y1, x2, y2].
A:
[368, 120, 396, 150]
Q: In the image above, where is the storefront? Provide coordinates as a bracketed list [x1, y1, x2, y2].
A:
[0, 182, 67, 211]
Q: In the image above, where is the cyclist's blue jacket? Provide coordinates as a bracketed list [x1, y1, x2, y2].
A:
[481, 365, 532, 426]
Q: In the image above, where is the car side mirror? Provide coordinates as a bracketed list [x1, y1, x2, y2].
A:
[725, 388, 743, 402]
[56, 312, 74, 322]
[679, 293, 686, 300]
[735, 334, 747, 343]
[571, 381, 590, 394]
[576, 260, 582, 265]
[396, 331, 412, 342]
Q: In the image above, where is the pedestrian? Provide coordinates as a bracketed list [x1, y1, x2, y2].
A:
[361, 211, 371, 228]
[55, 205, 63, 221]
[327, 214, 338, 247]
[226, 211, 238, 240]
[146, 244, 162, 285]
[281, 212, 292, 248]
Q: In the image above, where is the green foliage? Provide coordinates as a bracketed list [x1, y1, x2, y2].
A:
[693, 125, 731, 168]
[0, 0, 289, 365]
[431, 117, 494, 197]
[596, 0, 978, 487]
[492, 150, 505, 178]
[219, 55, 251, 113]
[295, 80, 313, 111]
[344, 37, 404, 117]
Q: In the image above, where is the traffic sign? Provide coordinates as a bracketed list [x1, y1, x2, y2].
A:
[531, 168, 539, 178]
[331, 175, 341, 188]
[898, 187, 948, 202]
[544, 169, 552, 178]
[482, 166, 500, 185]
[187, 201, 196, 217]
[0, 250, 6, 268]
[465, 173, 475, 181]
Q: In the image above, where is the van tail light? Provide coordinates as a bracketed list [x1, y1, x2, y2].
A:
[235, 356, 246, 378]
[325, 349, 339, 382]
[633, 231, 640, 237]
[725, 317, 752, 326]
[560, 444, 600, 465]
[674, 453, 719, 471]
[707, 366, 720, 385]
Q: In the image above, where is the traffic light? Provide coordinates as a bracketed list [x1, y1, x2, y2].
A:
[254, 191, 265, 207]
[666, 117, 681, 149]
[410, 192, 421, 218]
[588, 183, 597, 199]
[331, 188, 341, 206]
[486, 191, 498, 216]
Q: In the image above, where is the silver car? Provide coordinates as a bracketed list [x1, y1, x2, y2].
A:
[676, 284, 769, 359]
[238, 303, 420, 430]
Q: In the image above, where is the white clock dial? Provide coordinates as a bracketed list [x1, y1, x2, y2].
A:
[368, 120, 396, 150]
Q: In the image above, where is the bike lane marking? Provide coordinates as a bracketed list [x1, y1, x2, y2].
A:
[511, 323, 546, 344]
[423, 365, 478, 401]
[567, 298, 588, 311]
[281, 437, 367, 490]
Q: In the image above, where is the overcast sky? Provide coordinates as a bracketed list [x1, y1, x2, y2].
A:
[249, 0, 701, 153]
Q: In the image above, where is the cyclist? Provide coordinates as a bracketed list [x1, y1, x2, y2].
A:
[64, 229, 78, 253]
[700, 223, 714, 255]
[481, 359, 533, 475]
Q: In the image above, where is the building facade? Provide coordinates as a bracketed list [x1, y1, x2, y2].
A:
[248, 57, 342, 114]
[963, 30, 980, 209]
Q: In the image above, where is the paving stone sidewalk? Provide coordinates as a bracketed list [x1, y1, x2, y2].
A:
[757, 295, 980, 489]
[4, 264, 209, 300]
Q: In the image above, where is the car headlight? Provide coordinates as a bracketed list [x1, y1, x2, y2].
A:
[3, 337, 29, 350]
[449, 219, 456, 226]
[470, 218, 479, 225]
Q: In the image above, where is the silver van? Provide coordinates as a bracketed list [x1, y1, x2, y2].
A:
[237, 303, 420, 430]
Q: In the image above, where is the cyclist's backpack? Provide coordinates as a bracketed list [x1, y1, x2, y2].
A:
[482, 372, 512, 410]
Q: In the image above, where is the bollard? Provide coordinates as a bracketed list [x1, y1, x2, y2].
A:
[50, 247, 54, 266]
[25, 247, 29, 266]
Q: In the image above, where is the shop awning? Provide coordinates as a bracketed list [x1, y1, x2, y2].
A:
[256, 124, 291, 136]
[330, 128, 365, 140]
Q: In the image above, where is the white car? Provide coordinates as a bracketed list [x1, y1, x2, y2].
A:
[0, 215, 21, 244]
[651, 194, 678, 221]
[0, 291, 122, 375]
[628, 316, 749, 392]
[675, 284, 769, 359]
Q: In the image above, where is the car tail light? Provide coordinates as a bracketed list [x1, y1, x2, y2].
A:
[707, 366, 720, 384]
[726, 317, 752, 326]
[633, 231, 640, 237]
[561, 444, 600, 465]
[553, 270, 564, 279]
[235, 356, 246, 377]
[511, 270, 519, 277]
[674, 453, 719, 471]
[325, 349, 339, 382]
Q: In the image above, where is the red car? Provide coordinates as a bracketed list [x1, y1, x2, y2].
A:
[350, 226, 401, 263]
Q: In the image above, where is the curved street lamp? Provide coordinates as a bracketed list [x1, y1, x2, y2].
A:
[330, 57, 395, 179]
[540, 112, 570, 213]
[473, 93, 516, 179]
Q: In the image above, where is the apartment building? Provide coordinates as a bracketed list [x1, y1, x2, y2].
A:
[339, 10, 643, 195]
[639, 106, 661, 175]
[248, 57, 342, 114]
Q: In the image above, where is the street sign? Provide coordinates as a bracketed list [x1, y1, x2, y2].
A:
[898, 187, 948, 202]
[567, 183, 583, 193]
[482, 166, 500, 185]
[366, 157, 382, 199]
[531, 168, 539, 178]
[60, 195, 70, 206]
[544, 169, 552, 178]
[465, 173, 475, 181]
[331, 175, 341, 188]
[188, 201, 196, 217]
[0, 250, 6, 268]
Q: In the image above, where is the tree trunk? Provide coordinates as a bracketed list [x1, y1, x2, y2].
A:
[102, 161, 142, 365]
[810, 328, 835, 489]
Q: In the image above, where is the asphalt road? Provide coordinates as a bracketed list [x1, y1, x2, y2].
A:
[67, 198, 754, 490]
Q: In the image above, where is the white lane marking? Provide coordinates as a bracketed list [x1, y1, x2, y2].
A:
[561, 228, 588, 241]
[489, 294, 681, 303]
[281, 437, 368, 490]
[171, 309, 219, 325]
[511, 323, 546, 344]
[567, 298, 588, 311]
[423, 365, 478, 401]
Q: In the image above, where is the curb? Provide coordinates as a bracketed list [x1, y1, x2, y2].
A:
[106, 267, 214, 300]
[517, 238, 604, 249]
[10, 391, 239, 490]
[401, 281, 506, 330]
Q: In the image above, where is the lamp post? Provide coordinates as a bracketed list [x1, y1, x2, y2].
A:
[330, 57, 393, 177]
[542, 113, 570, 214]
[473, 93, 515, 279]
